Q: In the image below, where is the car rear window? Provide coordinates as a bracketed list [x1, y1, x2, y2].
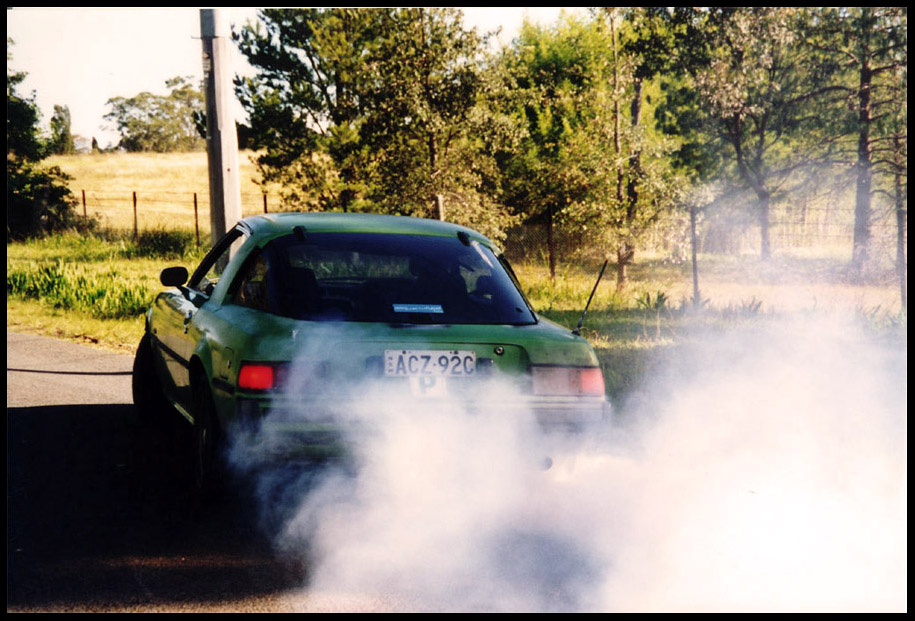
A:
[267, 232, 536, 325]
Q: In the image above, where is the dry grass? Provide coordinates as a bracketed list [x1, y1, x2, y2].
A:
[516, 252, 902, 318]
[45, 151, 282, 233]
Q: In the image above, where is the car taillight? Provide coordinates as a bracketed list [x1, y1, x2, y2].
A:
[531, 366, 605, 396]
[238, 363, 277, 391]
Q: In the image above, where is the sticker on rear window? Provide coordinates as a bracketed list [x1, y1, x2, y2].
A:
[393, 304, 444, 314]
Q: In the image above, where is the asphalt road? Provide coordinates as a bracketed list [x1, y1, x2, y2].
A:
[6, 332, 400, 612]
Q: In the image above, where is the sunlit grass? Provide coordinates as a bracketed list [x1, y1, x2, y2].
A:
[6, 231, 206, 348]
[7, 298, 144, 355]
[45, 151, 282, 231]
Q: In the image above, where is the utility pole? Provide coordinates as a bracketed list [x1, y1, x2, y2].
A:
[200, 9, 241, 258]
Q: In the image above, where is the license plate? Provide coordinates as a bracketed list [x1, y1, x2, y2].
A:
[384, 349, 476, 377]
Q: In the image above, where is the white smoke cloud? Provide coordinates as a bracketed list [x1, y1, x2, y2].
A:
[227, 317, 906, 612]
[591, 318, 907, 612]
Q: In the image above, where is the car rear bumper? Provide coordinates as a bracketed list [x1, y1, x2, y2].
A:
[228, 392, 610, 464]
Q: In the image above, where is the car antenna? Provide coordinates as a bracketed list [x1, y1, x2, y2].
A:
[573, 258, 608, 336]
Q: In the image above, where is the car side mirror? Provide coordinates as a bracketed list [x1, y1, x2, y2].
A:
[160, 266, 189, 287]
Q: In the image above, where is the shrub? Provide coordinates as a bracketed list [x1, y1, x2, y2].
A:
[7, 158, 95, 241]
[134, 227, 199, 259]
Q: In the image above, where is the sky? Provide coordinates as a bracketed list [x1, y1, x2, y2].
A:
[7, 7, 585, 149]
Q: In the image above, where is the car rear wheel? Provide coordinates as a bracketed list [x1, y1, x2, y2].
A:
[192, 380, 225, 498]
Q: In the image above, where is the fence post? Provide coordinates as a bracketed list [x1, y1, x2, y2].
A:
[263, 192, 268, 214]
[133, 191, 138, 242]
[81, 190, 86, 217]
[194, 193, 200, 247]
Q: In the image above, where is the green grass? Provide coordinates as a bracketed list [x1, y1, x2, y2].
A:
[7, 230, 207, 349]
[7, 260, 152, 319]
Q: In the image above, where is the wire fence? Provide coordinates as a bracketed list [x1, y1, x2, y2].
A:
[501, 211, 903, 270]
[77, 189, 278, 244]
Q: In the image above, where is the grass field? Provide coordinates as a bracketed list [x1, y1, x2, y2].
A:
[45, 151, 281, 234]
[9, 152, 907, 400]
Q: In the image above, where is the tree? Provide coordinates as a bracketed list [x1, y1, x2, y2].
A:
[234, 8, 378, 213]
[7, 38, 44, 162]
[7, 39, 82, 240]
[360, 8, 515, 237]
[498, 14, 621, 277]
[498, 12, 681, 284]
[48, 104, 75, 155]
[807, 7, 907, 273]
[688, 7, 834, 261]
[235, 8, 517, 240]
[104, 76, 205, 152]
[610, 7, 685, 288]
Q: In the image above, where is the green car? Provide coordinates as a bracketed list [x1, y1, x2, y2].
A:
[133, 213, 609, 490]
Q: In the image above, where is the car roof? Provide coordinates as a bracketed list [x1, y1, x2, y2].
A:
[239, 212, 495, 247]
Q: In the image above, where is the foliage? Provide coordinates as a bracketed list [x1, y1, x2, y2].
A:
[48, 104, 75, 155]
[7, 39, 86, 240]
[661, 9, 845, 261]
[497, 11, 684, 281]
[130, 227, 201, 260]
[358, 8, 520, 241]
[7, 259, 152, 319]
[7, 39, 44, 161]
[234, 8, 374, 211]
[234, 8, 518, 241]
[104, 76, 205, 152]
[635, 290, 669, 312]
[804, 7, 907, 272]
[6, 158, 91, 241]
[498, 14, 616, 223]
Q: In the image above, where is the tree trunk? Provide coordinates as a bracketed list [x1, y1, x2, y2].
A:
[429, 132, 441, 220]
[758, 189, 772, 261]
[894, 137, 907, 312]
[610, 15, 624, 211]
[627, 78, 643, 226]
[618, 77, 644, 292]
[852, 61, 874, 273]
[616, 243, 634, 292]
[610, 10, 626, 291]
[731, 117, 772, 261]
[434, 194, 445, 221]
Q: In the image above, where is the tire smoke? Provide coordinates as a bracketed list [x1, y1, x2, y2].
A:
[227, 318, 906, 612]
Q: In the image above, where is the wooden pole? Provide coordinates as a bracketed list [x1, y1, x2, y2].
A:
[263, 192, 268, 214]
[133, 191, 138, 242]
[81, 189, 86, 217]
[200, 9, 242, 259]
